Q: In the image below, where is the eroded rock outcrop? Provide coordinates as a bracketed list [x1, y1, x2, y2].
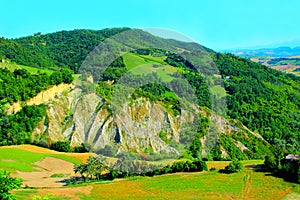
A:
[31, 85, 266, 158]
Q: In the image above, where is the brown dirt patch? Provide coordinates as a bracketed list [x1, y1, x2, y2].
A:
[35, 157, 74, 174]
[65, 153, 95, 163]
[16, 157, 75, 188]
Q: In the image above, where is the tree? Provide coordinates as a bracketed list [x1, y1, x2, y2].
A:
[74, 155, 108, 181]
[0, 170, 23, 200]
[74, 163, 87, 181]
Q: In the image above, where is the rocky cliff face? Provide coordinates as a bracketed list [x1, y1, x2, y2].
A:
[33, 87, 191, 155]
[32, 86, 266, 158]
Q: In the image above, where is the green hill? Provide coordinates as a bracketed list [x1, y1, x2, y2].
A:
[0, 28, 299, 156]
[13, 28, 130, 72]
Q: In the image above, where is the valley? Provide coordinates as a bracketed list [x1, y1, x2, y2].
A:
[225, 47, 300, 76]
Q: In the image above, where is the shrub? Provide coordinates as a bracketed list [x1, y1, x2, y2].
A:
[73, 143, 89, 153]
[219, 159, 243, 174]
[210, 167, 217, 171]
[264, 154, 278, 171]
[50, 141, 71, 152]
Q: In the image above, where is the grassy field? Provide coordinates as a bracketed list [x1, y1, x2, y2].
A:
[130, 63, 176, 82]
[0, 145, 89, 172]
[2, 145, 297, 199]
[138, 55, 167, 64]
[122, 53, 167, 70]
[122, 53, 177, 82]
[14, 160, 300, 200]
[0, 62, 54, 75]
[123, 53, 149, 70]
[80, 169, 299, 200]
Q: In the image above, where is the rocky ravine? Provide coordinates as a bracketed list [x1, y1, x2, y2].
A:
[31, 85, 265, 157]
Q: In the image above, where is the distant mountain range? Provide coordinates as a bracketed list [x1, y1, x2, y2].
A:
[223, 46, 300, 57]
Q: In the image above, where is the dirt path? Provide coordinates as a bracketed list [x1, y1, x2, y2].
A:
[239, 171, 253, 199]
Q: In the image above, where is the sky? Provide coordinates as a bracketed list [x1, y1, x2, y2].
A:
[1, 0, 300, 50]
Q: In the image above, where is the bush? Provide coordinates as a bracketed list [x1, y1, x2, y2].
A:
[264, 154, 278, 171]
[219, 159, 243, 174]
[210, 167, 217, 171]
[73, 143, 89, 153]
[50, 141, 71, 152]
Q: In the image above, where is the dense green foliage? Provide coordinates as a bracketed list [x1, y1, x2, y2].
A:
[0, 67, 73, 146]
[50, 141, 71, 152]
[165, 53, 211, 108]
[264, 147, 300, 183]
[0, 104, 46, 145]
[230, 128, 270, 159]
[50, 141, 88, 153]
[0, 68, 73, 103]
[0, 37, 56, 69]
[214, 53, 300, 153]
[13, 28, 130, 72]
[219, 159, 243, 173]
[0, 169, 23, 200]
[72, 155, 207, 183]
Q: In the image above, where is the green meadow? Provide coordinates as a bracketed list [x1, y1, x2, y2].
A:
[0, 147, 81, 172]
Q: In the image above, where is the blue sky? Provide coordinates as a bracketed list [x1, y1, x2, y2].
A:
[1, 0, 300, 50]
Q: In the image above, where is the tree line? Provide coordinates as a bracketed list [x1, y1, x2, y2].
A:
[70, 154, 208, 184]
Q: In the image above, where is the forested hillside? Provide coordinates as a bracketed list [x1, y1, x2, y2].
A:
[0, 28, 299, 158]
[13, 28, 130, 72]
[214, 53, 300, 153]
[0, 37, 56, 68]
